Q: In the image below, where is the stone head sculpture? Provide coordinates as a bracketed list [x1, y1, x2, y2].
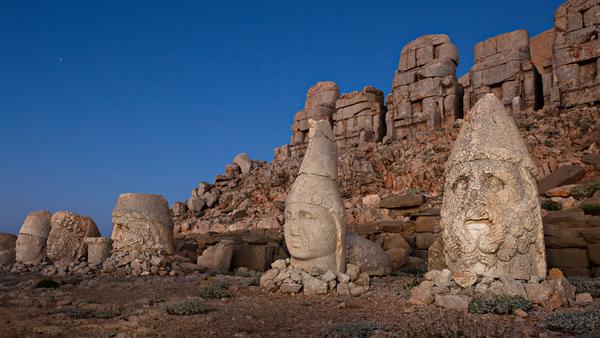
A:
[285, 119, 345, 274]
[441, 94, 546, 281]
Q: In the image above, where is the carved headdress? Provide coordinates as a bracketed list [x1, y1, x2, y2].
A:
[445, 94, 537, 177]
[286, 119, 346, 273]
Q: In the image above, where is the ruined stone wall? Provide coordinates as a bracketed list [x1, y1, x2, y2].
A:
[386, 34, 461, 141]
[531, 29, 556, 107]
[462, 30, 541, 114]
[289, 81, 339, 157]
[553, 0, 600, 107]
[333, 86, 385, 151]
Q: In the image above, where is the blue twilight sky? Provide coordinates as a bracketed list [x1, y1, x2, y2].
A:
[0, 0, 564, 236]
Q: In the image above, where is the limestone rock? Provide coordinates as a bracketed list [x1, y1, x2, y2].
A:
[285, 120, 345, 274]
[15, 211, 52, 264]
[346, 231, 391, 276]
[187, 197, 205, 212]
[386, 248, 408, 270]
[441, 94, 546, 282]
[85, 237, 112, 264]
[362, 194, 381, 208]
[46, 211, 100, 264]
[434, 294, 471, 312]
[112, 193, 174, 254]
[197, 240, 234, 272]
[379, 192, 424, 209]
[0, 233, 17, 266]
[233, 153, 252, 175]
[409, 280, 435, 305]
[575, 292, 593, 305]
[538, 165, 586, 194]
[302, 273, 328, 295]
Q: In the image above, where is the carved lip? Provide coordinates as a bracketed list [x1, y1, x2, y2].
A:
[464, 219, 491, 231]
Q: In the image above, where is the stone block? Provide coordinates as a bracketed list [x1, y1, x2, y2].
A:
[415, 233, 434, 250]
[197, 240, 234, 271]
[379, 192, 425, 209]
[231, 244, 274, 272]
[416, 45, 434, 66]
[415, 216, 438, 233]
[0, 233, 17, 266]
[399, 50, 417, 71]
[546, 248, 589, 268]
[436, 42, 459, 64]
[587, 244, 600, 265]
[393, 71, 416, 87]
[583, 5, 600, 26]
[46, 211, 100, 264]
[419, 59, 455, 78]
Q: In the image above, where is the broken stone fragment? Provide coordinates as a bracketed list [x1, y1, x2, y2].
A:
[15, 210, 52, 264]
[196, 240, 234, 272]
[46, 211, 100, 264]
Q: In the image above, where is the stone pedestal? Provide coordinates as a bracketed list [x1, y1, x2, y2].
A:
[85, 237, 113, 264]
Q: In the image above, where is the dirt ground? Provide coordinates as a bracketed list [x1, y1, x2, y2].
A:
[0, 271, 597, 338]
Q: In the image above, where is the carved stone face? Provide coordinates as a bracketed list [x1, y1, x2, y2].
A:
[441, 159, 540, 278]
[284, 203, 337, 260]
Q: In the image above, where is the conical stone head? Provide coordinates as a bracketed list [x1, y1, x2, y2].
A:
[285, 119, 345, 274]
[441, 94, 546, 281]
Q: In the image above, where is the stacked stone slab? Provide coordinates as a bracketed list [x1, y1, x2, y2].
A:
[386, 34, 461, 141]
[552, 0, 600, 107]
[333, 86, 385, 150]
[462, 30, 541, 114]
[46, 211, 100, 264]
[0, 233, 17, 265]
[289, 81, 339, 157]
[15, 211, 52, 264]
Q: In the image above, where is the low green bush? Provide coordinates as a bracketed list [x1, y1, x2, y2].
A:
[164, 299, 211, 316]
[544, 309, 600, 335]
[468, 295, 531, 315]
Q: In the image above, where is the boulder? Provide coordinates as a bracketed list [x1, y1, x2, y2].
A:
[379, 192, 424, 209]
[187, 197, 205, 212]
[0, 233, 17, 265]
[197, 240, 234, 271]
[46, 211, 100, 264]
[385, 248, 408, 270]
[362, 194, 381, 208]
[233, 153, 252, 175]
[302, 273, 328, 295]
[346, 232, 391, 276]
[15, 211, 52, 264]
[112, 193, 174, 254]
[582, 153, 600, 170]
[415, 216, 438, 233]
[435, 294, 471, 312]
[538, 165, 585, 194]
[382, 233, 413, 255]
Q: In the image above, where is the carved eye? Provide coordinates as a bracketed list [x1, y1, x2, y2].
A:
[298, 210, 314, 220]
[452, 176, 468, 194]
[483, 174, 504, 192]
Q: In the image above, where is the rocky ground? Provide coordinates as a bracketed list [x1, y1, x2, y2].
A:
[1, 271, 599, 337]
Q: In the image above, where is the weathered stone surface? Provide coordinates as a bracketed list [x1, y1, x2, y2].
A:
[575, 292, 593, 305]
[187, 197, 205, 212]
[46, 211, 100, 264]
[415, 233, 434, 250]
[379, 192, 424, 209]
[85, 237, 112, 264]
[435, 294, 471, 312]
[112, 193, 174, 254]
[545, 184, 577, 198]
[409, 280, 435, 305]
[197, 240, 234, 271]
[452, 271, 478, 288]
[385, 248, 408, 270]
[582, 153, 600, 169]
[233, 153, 252, 175]
[285, 120, 346, 274]
[346, 231, 391, 276]
[538, 165, 586, 194]
[0, 233, 17, 266]
[525, 282, 553, 304]
[15, 210, 52, 264]
[441, 94, 546, 281]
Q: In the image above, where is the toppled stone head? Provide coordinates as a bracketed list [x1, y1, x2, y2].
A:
[112, 193, 174, 254]
[15, 210, 52, 264]
[285, 120, 345, 274]
[441, 94, 546, 281]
